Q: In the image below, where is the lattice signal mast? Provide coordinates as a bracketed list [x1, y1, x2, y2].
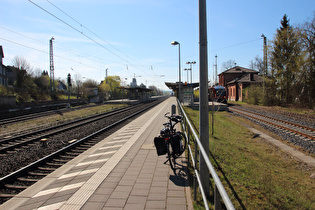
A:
[49, 37, 55, 93]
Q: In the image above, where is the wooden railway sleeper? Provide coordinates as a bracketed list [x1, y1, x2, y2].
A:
[37, 166, 56, 171]
[71, 149, 86, 153]
[76, 145, 91, 149]
[28, 172, 48, 176]
[46, 162, 63, 167]
[59, 155, 74, 159]
[14, 140, 24, 144]
[0, 193, 15, 198]
[82, 142, 95, 146]
[4, 184, 28, 190]
[17, 177, 40, 182]
[65, 152, 80, 156]
[53, 158, 69, 162]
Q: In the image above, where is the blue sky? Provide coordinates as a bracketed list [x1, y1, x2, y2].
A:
[1, 0, 314, 90]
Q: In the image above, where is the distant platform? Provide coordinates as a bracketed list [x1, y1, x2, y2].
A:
[104, 96, 166, 105]
[104, 99, 139, 104]
[188, 101, 229, 111]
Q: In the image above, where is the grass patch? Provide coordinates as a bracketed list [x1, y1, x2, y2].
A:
[1, 104, 127, 134]
[184, 107, 315, 209]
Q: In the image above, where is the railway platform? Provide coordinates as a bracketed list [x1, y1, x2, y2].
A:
[0, 97, 193, 210]
[192, 101, 229, 111]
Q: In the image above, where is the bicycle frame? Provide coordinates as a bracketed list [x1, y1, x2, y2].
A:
[154, 112, 186, 174]
[160, 112, 182, 137]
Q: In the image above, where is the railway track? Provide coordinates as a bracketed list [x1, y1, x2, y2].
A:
[0, 103, 104, 126]
[0, 98, 165, 204]
[229, 106, 315, 153]
[0, 109, 64, 126]
[0, 105, 136, 154]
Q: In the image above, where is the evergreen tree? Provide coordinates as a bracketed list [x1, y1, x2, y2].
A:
[270, 14, 303, 105]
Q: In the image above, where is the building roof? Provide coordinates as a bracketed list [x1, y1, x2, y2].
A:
[218, 66, 258, 75]
[226, 73, 263, 85]
[0, 46, 4, 59]
[164, 82, 199, 91]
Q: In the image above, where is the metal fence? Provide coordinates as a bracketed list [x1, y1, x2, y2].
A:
[177, 99, 235, 210]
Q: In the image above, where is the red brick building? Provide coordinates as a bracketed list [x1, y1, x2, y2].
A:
[218, 66, 262, 101]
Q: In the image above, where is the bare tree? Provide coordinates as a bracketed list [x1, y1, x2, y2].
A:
[221, 59, 236, 71]
[33, 67, 42, 78]
[296, 12, 315, 107]
[12, 56, 32, 73]
[249, 55, 264, 74]
[74, 73, 83, 97]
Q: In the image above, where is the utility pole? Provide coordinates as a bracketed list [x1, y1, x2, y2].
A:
[67, 73, 71, 108]
[199, 0, 210, 197]
[214, 55, 218, 85]
[261, 34, 267, 94]
[105, 68, 108, 83]
[49, 37, 55, 95]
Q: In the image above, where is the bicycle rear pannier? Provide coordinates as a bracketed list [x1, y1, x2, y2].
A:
[171, 134, 181, 155]
[154, 137, 167, 156]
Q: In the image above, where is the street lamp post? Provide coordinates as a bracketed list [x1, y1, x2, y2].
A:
[186, 61, 196, 105]
[186, 61, 196, 83]
[184, 68, 190, 83]
[171, 41, 181, 102]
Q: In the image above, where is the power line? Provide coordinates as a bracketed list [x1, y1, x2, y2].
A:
[0, 37, 47, 54]
[0, 36, 102, 70]
[46, 0, 153, 73]
[28, 0, 152, 77]
[0, 25, 115, 67]
[210, 38, 261, 52]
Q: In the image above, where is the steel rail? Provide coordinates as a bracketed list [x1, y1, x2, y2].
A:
[0, 105, 137, 153]
[230, 107, 315, 141]
[229, 107, 315, 132]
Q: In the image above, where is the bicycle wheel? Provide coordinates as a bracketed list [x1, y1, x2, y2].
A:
[176, 131, 187, 157]
[166, 141, 176, 172]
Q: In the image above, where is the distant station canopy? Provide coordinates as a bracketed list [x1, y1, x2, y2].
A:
[165, 82, 199, 92]
[165, 82, 199, 105]
[124, 86, 152, 100]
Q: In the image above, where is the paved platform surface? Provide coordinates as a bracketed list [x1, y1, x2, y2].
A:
[191, 101, 229, 111]
[1, 97, 192, 210]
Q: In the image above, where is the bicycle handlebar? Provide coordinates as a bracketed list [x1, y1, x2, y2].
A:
[164, 112, 183, 123]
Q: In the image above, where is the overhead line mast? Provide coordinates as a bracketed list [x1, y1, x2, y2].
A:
[50, 37, 55, 94]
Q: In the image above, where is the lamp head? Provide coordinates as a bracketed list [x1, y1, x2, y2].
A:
[171, 41, 179, 45]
